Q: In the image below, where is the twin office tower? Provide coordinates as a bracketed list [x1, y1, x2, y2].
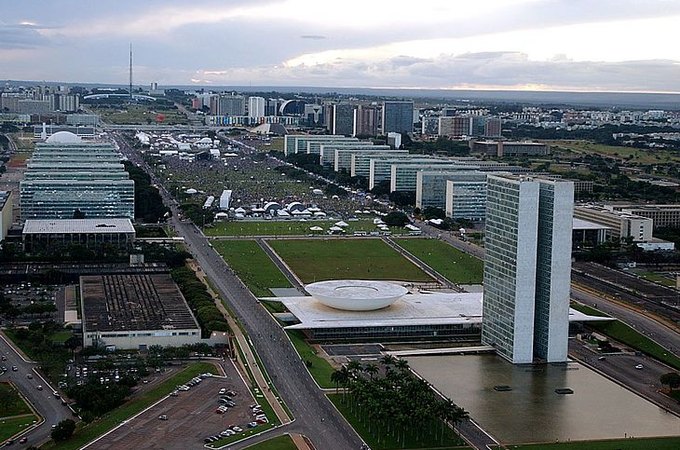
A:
[482, 175, 574, 364]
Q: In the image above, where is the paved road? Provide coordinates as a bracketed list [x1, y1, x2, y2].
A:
[569, 338, 680, 415]
[571, 285, 680, 354]
[115, 134, 365, 450]
[0, 333, 75, 448]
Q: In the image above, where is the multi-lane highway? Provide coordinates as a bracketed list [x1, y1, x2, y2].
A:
[0, 333, 74, 448]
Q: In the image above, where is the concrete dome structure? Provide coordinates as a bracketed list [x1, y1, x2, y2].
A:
[46, 131, 82, 144]
[305, 280, 407, 311]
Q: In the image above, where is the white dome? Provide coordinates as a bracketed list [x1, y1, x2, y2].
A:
[46, 131, 82, 144]
[305, 280, 407, 311]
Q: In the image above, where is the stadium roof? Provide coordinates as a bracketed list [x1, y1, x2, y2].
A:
[23, 218, 135, 235]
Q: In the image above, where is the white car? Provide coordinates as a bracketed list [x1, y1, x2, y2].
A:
[635, 364, 644, 370]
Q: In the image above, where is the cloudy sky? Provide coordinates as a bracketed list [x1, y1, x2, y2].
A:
[2, 0, 680, 92]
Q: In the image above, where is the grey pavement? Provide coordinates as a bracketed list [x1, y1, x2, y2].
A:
[0, 332, 75, 448]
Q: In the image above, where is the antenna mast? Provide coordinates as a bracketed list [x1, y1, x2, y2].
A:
[129, 43, 133, 99]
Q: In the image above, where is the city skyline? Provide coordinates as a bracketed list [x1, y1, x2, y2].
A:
[2, 0, 680, 93]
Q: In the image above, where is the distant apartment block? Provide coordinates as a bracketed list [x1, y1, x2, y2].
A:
[354, 105, 379, 136]
[439, 116, 470, 137]
[248, 96, 266, 119]
[330, 104, 355, 136]
[382, 101, 414, 134]
[211, 94, 245, 116]
[421, 116, 440, 136]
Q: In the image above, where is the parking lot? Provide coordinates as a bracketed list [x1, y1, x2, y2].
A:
[1, 282, 60, 325]
[87, 361, 266, 450]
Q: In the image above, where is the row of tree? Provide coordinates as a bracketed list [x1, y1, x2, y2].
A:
[170, 266, 230, 337]
[123, 161, 170, 223]
[331, 356, 467, 448]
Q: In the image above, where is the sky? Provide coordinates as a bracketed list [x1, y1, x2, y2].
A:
[2, 0, 680, 92]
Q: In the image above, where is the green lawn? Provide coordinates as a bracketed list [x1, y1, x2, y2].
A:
[503, 436, 680, 450]
[204, 219, 406, 237]
[43, 362, 218, 450]
[630, 270, 676, 287]
[213, 239, 292, 297]
[588, 320, 680, 371]
[0, 382, 33, 417]
[0, 415, 37, 443]
[244, 434, 297, 450]
[394, 238, 484, 284]
[549, 140, 680, 164]
[569, 302, 610, 318]
[327, 394, 467, 450]
[93, 105, 189, 125]
[269, 239, 433, 283]
[287, 330, 335, 388]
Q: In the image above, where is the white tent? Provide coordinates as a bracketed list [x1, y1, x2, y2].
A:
[309, 226, 324, 232]
[334, 221, 349, 228]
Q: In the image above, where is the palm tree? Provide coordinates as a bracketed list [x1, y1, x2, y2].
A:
[331, 366, 349, 395]
[347, 359, 362, 377]
[394, 358, 410, 373]
[380, 354, 397, 366]
[364, 363, 379, 380]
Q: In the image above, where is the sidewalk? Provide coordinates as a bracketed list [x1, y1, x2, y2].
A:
[187, 261, 292, 425]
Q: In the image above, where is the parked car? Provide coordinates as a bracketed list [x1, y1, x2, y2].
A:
[36, 385, 43, 391]
[635, 364, 644, 370]
[158, 414, 168, 420]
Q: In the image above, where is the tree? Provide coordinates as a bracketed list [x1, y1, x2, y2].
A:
[51, 419, 76, 441]
[660, 372, 680, 390]
[384, 211, 409, 227]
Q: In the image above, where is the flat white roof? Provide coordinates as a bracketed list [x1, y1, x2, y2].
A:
[573, 217, 611, 231]
[23, 219, 135, 235]
[275, 291, 611, 330]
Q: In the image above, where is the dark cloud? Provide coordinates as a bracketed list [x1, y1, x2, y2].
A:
[300, 35, 326, 40]
[0, 23, 51, 49]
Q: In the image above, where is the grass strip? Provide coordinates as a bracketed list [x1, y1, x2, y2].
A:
[0, 415, 38, 443]
[588, 321, 680, 371]
[286, 330, 335, 389]
[569, 302, 610, 317]
[0, 382, 33, 416]
[244, 434, 297, 450]
[43, 362, 218, 450]
[394, 237, 484, 284]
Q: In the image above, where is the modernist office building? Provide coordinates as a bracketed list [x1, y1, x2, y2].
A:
[482, 175, 574, 364]
[330, 103, 355, 136]
[20, 132, 134, 220]
[382, 101, 414, 134]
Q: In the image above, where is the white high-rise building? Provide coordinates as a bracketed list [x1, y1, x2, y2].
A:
[248, 96, 266, 119]
[482, 175, 573, 364]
